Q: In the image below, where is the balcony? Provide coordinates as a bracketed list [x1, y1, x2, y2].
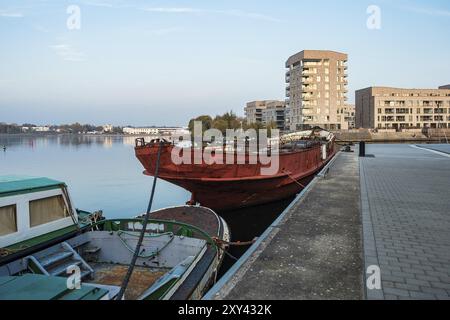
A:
[302, 69, 317, 76]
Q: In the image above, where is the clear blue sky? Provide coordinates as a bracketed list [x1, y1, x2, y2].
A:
[1, 0, 449, 126]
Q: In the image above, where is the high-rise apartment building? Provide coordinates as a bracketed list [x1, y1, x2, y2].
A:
[285, 50, 348, 131]
[355, 87, 450, 129]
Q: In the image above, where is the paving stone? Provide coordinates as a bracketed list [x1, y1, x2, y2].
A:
[361, 144, 450, 300]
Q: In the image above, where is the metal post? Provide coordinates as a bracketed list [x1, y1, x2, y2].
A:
[359, 141, 366, 157]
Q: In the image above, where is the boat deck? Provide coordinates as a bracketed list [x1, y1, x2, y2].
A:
[88, 263, 169, 300]
[150, 206, 221, 239]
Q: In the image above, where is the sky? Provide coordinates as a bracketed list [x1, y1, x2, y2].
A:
[1, 0, 450, 126]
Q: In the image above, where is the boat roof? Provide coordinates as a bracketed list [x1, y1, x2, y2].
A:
[0, 274, 108, 300]
[0, 175, 65, 198]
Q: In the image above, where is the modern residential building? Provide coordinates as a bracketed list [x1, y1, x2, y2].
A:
[337, 104, 355, 130]
[262, 101, 287, 131]
[244, 100, 276, 124]
[355, 86, 450, 129]
[285, 50, 348, 131]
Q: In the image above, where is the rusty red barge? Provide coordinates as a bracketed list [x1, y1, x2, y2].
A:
[134, 129, 337, 212]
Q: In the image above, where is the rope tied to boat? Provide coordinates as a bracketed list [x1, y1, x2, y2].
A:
[212, 237, 257, 248]
[117, 230, 175, 258]
[116, 140, 164, 300]
[282, 169, 306, 188]
[211, 237, 257, 262]
[0, 245, 29, 257]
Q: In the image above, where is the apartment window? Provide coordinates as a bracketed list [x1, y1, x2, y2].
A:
[337, 85, 341, 90]
[325, 92, 330, 98]
[325, 84, 330, 90]
[317, 76, 321, 82]
[325, 76, 329, 82]
[29, 195, 69, 227]
[325, 100, 329, 106]
[325, 68, 329, 75]
[0, 204, 18, 236]
[378, 108, 382, 114]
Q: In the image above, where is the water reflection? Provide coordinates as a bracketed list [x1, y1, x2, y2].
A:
[0, 134, 189, 219]
[0, 134, 161, 150]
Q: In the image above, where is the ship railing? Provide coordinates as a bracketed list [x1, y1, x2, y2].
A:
[84, 218, 218, 253]
[135, 137, 146, 147]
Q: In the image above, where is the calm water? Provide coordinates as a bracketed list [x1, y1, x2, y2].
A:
[0, 134, 190, 219]
[0, 134, 294, 274]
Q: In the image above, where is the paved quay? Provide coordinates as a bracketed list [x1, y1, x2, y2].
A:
[205, 151, 364, 300]
[361, 144, 450, 300]
[205, 143, 450, 300]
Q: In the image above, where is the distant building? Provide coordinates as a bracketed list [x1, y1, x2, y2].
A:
[33, 126, 50, 132]
[355, 86, 450, 129]
[439, 84, 450, 90]
[245, 100, 272, 125]
[262, 101, 287, 131]
[122, 126, 189, 136]
[102, 124, 113, 133]
[123, 127, 160, 135]
[285, 50, 348, 131]
[245, 100, 287, 130]
[337, 104, 355, 130]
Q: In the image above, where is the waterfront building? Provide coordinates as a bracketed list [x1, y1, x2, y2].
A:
[33, 126, 51, 132]
[355, 86, 450, 129]
[285, 50, 348, 131]
[245, 100, 272, 125]
[102, 124, 113, 133]
[337, 104, 355, 130]
[123, 127, 159, 135]
[262, 101, 287, 131]
[122, 126, 189, 136]
[245, 100, 286, 130]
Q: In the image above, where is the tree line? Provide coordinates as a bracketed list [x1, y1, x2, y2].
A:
[188, 111, 277, 135]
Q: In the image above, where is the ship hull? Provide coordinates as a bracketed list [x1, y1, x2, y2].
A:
[135, 140, 336, 212]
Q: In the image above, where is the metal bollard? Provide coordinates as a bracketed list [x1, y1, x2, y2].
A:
[359, 141, 366, 157]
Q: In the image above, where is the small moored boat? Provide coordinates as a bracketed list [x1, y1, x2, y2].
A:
[0, 175, 229, 300]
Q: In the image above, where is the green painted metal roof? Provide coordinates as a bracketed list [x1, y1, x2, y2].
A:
[0, 274, 108, 300]
[0, 175, 65, 197]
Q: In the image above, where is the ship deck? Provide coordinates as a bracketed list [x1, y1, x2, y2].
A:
[87, 263, 169, 300]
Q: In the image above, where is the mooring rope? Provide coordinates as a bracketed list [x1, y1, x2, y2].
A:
[282, 170, 306, 188]
[116, 141, 163, 300]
